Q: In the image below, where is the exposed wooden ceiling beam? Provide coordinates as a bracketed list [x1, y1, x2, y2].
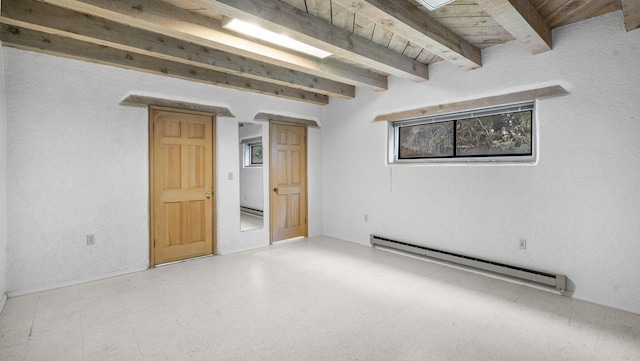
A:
[0, 24, 329, 105]
[178, 0, 430, 82]
[1, 0, 354, 99]
[622, 0, 640, 32]
[38, 0, 388, 92]
[475, 0, 552, 54]
[332, 0, 481, 70]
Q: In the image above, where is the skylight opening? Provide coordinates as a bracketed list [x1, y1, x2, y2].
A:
[223, 18, 332, 59]
[416, 0, 455, 11]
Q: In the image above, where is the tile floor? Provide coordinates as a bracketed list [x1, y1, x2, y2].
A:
[1, 236, 639, 361]
[240, 212, 263, 232]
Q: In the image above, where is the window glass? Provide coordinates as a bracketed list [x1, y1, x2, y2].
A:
[456, 110, 532, 156]
[250, 144, 263, 165]
[399, 122, 454, 158]
[390, 102, 534, 163]
[243, 141, 263, 167]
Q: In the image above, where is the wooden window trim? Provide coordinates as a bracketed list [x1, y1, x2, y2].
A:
[374, 85, 568, 123]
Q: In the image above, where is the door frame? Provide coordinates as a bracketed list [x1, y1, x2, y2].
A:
[269, 121, 308, 243]
[148, 106, 217, 267]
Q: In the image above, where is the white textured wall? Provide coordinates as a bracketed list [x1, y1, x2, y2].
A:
[4, 48, 323, 293]
[323, 12, 640, 313]
[0, 42, 8, 305]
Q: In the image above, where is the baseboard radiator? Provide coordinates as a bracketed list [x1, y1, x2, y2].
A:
[370, 234, 567, 292]
[240, 206, 263, 217]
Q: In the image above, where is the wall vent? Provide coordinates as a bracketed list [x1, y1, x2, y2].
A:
[370, 234, 566, 292]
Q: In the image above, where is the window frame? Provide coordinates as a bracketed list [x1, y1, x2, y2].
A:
[242, 137, 263, 168]
[388, 101, 536, 164]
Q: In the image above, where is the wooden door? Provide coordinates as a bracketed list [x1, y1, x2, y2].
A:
[270, 122, 307, 242]
[150, 108, 215, 266]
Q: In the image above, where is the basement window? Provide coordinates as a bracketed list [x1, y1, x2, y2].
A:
[388, 101, 535, 164]
[242, 139, 263, 167]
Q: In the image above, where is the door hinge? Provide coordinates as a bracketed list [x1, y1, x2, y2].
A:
[305, 217, 307, 225]
[153, 239, 156, 248]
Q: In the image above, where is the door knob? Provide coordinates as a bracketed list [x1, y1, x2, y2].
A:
[273, 187, 279, 194]
[206, 191, 212, 199]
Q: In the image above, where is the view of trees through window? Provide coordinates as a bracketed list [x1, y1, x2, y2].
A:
[396, 107, 532, 160]
[399, 122, 453, 158]
[243, 141, 263, 167]
[250, 144, 263, 165]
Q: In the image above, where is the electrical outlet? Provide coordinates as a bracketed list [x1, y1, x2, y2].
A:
[519, 238, 527, 250]
[228, 172, 233, 180]
[87, 234, 96, 245]
[364, 214, 368, 222]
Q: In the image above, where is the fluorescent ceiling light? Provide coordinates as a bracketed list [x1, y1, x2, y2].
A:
[223, 18, 332, 59]
[416, 0, 455, 11]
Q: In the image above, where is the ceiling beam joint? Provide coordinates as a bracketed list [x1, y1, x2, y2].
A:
[475, 0, 552, 54]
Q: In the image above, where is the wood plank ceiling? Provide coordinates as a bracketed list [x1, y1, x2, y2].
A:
[0, 0, 637, 105]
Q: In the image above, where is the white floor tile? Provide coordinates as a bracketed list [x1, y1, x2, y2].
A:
[1, 236, 639, 361]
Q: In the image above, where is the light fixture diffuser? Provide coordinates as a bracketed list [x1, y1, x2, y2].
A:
[416, 0, 455, 11]
[222, 18, 332, 59]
